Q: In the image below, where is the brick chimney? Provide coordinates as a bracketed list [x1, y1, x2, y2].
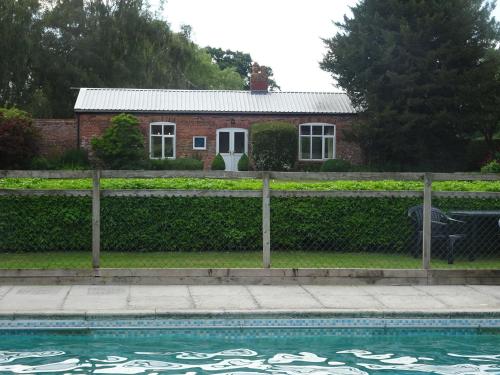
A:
[250, 62, 268, 92]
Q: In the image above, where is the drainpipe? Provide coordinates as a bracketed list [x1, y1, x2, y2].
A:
[76, 113, 80, 149]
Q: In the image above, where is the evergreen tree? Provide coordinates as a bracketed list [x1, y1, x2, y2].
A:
[321, 0, 500, 169]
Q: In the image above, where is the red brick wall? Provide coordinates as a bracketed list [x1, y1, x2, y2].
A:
[33, 119, 77, 156]
[78, 113, 361, 169]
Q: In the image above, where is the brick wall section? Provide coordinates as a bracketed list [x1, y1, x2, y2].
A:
[33, 119, 77, 156]
[78, 113, 361, 169]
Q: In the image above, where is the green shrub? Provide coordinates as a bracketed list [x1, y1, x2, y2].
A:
[320, 159, 352, 172]
[237, 153, 250, 171]
[2, 195, 499, 253]
[58, 149, 90, 169]
[211, 153, 225, 170]
[0, 107, 39, 169]
[91, 113, 145, 169]
[481, 160, 500, 173]
[30, 156, 56, 170]
[251, 121, 297, 171]
[149, 158, 203, 170]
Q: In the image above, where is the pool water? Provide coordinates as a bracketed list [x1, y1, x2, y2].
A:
[0, 328, 499, 374]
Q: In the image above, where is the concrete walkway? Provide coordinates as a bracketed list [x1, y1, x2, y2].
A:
[0, 284, 499, 315]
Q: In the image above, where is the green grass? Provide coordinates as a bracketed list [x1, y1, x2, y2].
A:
[1, 251, 499, 269]
[1, 178, 500, 191]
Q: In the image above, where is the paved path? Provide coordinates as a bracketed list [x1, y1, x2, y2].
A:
[0, 285, 499, 315]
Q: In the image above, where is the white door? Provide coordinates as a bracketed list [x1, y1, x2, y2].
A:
[216, 128, 248, 171]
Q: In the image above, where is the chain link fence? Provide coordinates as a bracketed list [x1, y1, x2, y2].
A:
[0, 170, 499, 271]
[270, 194, 422, 269]
[430, 196, 500, 268]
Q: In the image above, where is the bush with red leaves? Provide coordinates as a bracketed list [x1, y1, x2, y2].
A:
[0, 108, 39, 169]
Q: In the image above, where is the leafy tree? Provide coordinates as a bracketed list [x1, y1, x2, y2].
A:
[205, 47, 280, 90]
[321, 0, 500, 169]
[91, 113, 145, 169]
[0, 0, 42, 109]
[0, 0, 246, 117]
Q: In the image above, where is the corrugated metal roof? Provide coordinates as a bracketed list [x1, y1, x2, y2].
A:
[74, 88, 356, 114]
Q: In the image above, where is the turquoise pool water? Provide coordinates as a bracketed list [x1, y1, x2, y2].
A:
[0, 328, 499, 374]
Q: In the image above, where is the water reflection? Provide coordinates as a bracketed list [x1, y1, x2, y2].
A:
[0, 348, 499, 374]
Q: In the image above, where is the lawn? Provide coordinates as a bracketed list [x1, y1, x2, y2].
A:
[1, 251, 499, 269]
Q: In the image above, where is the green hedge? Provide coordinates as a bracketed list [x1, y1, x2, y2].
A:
[1, 196, 499, 253]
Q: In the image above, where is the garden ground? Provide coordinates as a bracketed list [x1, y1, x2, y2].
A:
[2, 251, 500, 269]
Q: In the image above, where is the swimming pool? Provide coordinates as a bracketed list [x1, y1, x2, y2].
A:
[1, 317, 499, 374]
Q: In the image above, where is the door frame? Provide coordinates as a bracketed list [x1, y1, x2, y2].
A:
[216, 128, 249, 171]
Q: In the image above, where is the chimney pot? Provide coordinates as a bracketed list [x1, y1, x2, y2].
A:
[250, 62, 268, 92]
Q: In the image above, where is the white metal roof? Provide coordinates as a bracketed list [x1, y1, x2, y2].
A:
[74, 88, 356, 114]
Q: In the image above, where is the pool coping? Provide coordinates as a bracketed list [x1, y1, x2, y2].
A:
[0, 312, 500, 330]
[1, 311, 500, 330]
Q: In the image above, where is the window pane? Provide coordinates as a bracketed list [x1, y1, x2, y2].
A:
[312, 126, 322, 135]
[312, 137, 322, 159]
[151, 136, 162, 158]
[234, 132, 245, 153]
[164, 125, 175, 135]
[300, 136, 310, 159]
[151, 125, 162, 135]
[194, 137, 205, 149]
[219, 132, 230, 153]
[300, 125, 310, 135]
[324, 137, 334, 159]
[324, 126, 335, 136]
[164, 137, 174, 158]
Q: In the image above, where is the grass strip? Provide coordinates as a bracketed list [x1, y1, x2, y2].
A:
[1, 251, 499, 269]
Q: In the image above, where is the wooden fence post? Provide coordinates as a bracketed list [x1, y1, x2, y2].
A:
[92, 169, 101, 271]
[422, 172, 432, 270]
[262, 172, 271, 268]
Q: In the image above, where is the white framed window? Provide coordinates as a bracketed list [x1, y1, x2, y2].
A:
[299, 123, 336, 161]
[150, 122, 176, 159]
[193, 136, 207, 150]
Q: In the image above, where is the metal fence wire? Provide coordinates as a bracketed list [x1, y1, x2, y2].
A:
[270, 194, 422, 269]
[0, 170, 499, 270]
[0, 194, 92, 269]
[100, 195, 262, 268]
[430, 196, 500, 268]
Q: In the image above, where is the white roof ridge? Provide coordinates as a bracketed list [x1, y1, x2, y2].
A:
[80, 87, 347, 95]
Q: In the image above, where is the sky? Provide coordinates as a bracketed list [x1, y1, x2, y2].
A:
[161, 0, 500, 92]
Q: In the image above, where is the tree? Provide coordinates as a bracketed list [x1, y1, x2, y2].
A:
[321, 0, 500, 169]
[467, 48, 500, 155]
[205, 47, 280, 90]
[0, 0, 245, 117]
[0, 0, 41, 109]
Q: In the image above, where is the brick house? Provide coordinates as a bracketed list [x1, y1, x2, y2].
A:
[73, 67, 360, 170]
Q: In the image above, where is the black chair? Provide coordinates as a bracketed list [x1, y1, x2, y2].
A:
[407, 205, 466, 264]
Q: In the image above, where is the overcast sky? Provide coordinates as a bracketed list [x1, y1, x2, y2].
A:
[161, 0, 500, 92]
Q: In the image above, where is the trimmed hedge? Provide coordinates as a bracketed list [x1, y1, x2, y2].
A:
[149, 158, 203, 170]
[1, 196, 500, 254]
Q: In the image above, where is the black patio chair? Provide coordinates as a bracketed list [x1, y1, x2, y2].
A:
[407, 205, 466, 264]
